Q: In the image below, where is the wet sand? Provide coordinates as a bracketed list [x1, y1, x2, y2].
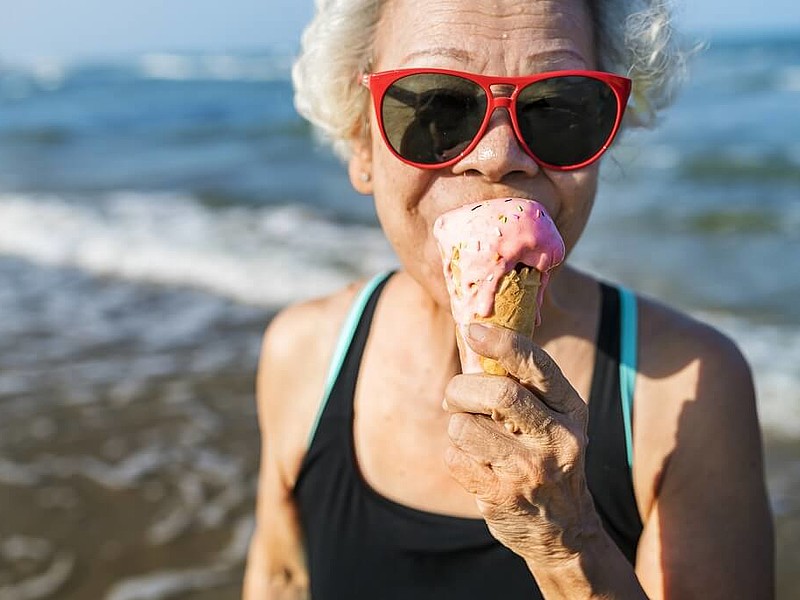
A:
[0, 258, 267, 599]
[766, 436, 800, 599]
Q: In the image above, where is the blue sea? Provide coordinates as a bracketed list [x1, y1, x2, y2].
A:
[0, 33, 798, 598]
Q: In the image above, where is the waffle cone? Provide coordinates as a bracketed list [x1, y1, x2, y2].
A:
[454, 266, 542, 376]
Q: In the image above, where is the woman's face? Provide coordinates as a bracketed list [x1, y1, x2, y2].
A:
[350, 0, 599, 308]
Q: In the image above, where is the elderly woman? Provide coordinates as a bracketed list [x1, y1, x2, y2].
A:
[244, 0, 774, 598]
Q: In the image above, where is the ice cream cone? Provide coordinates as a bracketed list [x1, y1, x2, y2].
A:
[433, 198, 564, 376]
[453, 264, 541, 375]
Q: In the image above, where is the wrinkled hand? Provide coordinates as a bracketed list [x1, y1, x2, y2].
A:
[444, 322, 600, 564]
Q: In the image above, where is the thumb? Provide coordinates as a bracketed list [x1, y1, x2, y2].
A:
[466, 322, 584, 415]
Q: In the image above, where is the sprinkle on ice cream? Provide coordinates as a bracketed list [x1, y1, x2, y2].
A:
[433, 198, 565, 325]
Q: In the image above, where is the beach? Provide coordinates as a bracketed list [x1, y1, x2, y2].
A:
[0, 33, 798, 598]
[0, 257, 268, 598]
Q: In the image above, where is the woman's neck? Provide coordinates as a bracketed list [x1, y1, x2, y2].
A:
[536, 264, 596, 344]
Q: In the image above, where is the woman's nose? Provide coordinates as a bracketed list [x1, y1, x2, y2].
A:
[451, 107, 540, 181]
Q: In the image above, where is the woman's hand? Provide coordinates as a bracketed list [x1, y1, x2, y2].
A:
[443, 322, 602, 565]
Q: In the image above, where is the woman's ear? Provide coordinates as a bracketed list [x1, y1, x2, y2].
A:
[348, 137, 374, 195]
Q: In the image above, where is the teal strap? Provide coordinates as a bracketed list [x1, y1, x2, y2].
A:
[306, 271, 393, 448]
[618, 286, 638, 470]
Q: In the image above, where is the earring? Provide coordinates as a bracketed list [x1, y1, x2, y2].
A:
[359, 172, 371, 183]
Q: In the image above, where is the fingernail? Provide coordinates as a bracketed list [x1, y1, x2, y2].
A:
[468, 323, 489, 341]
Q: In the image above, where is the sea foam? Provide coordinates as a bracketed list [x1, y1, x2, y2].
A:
[0, 191, 398, 309]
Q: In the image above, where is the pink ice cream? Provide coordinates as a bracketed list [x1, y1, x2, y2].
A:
[433, 198, 565, 372]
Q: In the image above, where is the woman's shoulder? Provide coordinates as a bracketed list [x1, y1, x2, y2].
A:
[632, 291, 753, 416]
[569, 269, 748, 369]
[261, 279, 366, 368]
[259, 274, 386, 401]
[635, 292, 749, 376]
[256, 276, 380, 483]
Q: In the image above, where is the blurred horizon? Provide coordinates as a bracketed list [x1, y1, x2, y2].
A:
[1, 0, 799, 65]
[1, 27, 799, 67]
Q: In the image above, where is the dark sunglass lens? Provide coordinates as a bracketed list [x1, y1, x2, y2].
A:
[381, 73, 487, 164]
[516, 76, 618, 167]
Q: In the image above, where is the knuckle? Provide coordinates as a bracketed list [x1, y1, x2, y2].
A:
[485, 479, 512, 508]
[538, 352, 561, 385]
[519, 346, 560, 394]
[536, 409, 557, 432]
[478, 496, 502, 519]
[516, 453, 544, 482]
[517, 337, 538, 363]
[505, 328, 525, 354]
[496, 378, 522, 412]
[443, 375, 463, 403]
[521, 354, 540, 384]
[447, 412, 470, 441]
[559, 458, 579, 479]
[443, 445, 463, 473]
[559, 428, 586, 466]
[511, 335, 538, 371]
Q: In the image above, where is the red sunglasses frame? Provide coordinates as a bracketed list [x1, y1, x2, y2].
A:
[361, 68, 632, 171]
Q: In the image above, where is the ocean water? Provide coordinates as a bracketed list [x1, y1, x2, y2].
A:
[0, 34, 798, 598]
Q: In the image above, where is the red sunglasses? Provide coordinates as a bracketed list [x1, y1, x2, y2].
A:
[361, 68, 632, 171]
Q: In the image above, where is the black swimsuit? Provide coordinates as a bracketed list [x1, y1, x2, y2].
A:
[293, 272, 642, 599]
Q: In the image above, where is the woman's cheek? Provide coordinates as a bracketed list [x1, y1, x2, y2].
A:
[550, 169, 599, 254]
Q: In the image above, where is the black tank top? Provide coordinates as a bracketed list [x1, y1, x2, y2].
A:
[293, 275, 642, 599]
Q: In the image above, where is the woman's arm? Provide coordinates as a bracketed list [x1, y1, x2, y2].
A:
[633, 312, 774, 598]
[243, 286, 362, 600]
[243, 311, 310, 599]
[243, 441, 308, 599]
[443, 317, 773, 599]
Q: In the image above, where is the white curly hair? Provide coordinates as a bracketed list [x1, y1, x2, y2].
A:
[293, 0, 691, 160]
